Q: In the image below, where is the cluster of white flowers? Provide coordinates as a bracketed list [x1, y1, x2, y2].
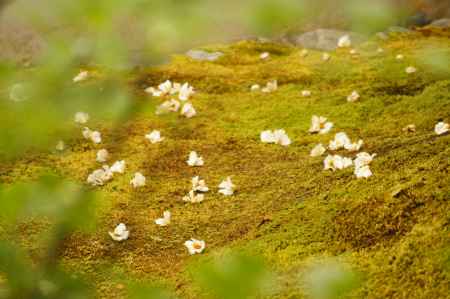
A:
[87, 160, 126, 186]
[146, 80, 197, 118]
[328, 132, 363, 152]
[260, 129, 291, 146]
[183, 176, 209, 203]
[309, 115, 333, 134]
[82, 127, 102, 144]
[353, 152, 376, 178]
[324, 155, 353, 171]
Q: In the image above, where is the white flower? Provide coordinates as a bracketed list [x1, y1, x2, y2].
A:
[156, 99, 180, 114]
[178, 83, 195, 101]
[96, 149, 109, 163]
[310, 144, 326, 157]
[73, 70, 89, 83]
[109, 223, 129, 242]
[184, 239, 205, 255]
[396, 54, 404, 60]
[218, 177, 235, 196]
[183, 190, 205, 203]
[55, 140, 65, 151]
[155, 211, 171, 226]
[261, 80, 278, 93]
[354, 152, 376, 169]
[354, 165, 372, 179]
[110, 160, 126, 173]
[260, 52, 270, 60]
[145, 87, 163, 97]
[301, 90, 311, 97]
[405, 66, 417, 74]
[187, 151, 204, 167]
[344, 139, 364, 152]
[323, 155, 353, 171]
[309, 115, 334, 134]
[338, 35, 351, 48]
[75, 112, 89, 124]
[349, 49, 357, 55]
[158, 80, 173, 95]
[300, 49, 309, 57]
[87, 166, 113, 186]
[130, 172, 146, 188]
[322, 53, 331, 61]
[181, 102, 197, 118]
[192, 176, 209, 192]
[82, 127, 101, 144]
[250, 84, 260, 91]
[347, 91, 360, 102]
[260, 129, 291, 146]
[145, 130, 164, 144]
[329, 132, 351, 151]
[434, 121, 449, 135]
[402, 124, 416, 133]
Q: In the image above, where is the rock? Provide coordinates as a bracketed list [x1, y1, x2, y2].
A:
[186, 49, 224, 62]
[287, 29, 368, 51]
[430, 18, 450, 28]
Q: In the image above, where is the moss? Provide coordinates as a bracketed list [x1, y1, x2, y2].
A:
[1, 31, 450, 298]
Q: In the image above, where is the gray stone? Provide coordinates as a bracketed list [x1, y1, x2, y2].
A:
[287, 29, 368, 51]
[430, 18, 450, 28]
[186, 50, 224, 62]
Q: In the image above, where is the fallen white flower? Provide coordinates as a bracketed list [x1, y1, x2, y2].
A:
[73, 70, 89, 83]
[310, 144, 326, 157]
[87, 166, 113, 186]
[110, 160, 126, 173]
[338, 35, 351, 48]
[396, 54, 404, 60]
[155, 211, 171, 226]
[322, 53, 331, 61]
[178, 83, 195, 101]
[55, 140, 65, 151]
[347, 90, 360, 102]
[183, 190, 205, 203]
[130, 172, 146, 188]
[218, 177, 236, 196]
[354, 152, 376, 169]
[82, 127, 101, 144]
[109, 223, 129, 242]
[324, 155, 353, 171]
[260, 52, 270, 60]
[158, 80, 173, 95]
[329, 132, 351, 151]
[75, 112, 89, 124]
[344, 139, 364, 152]
[309, 115, 334, 134]
[354, 165, 372, 179]
[96, 149, 109, 163]
[301, 90, 311, 97]
[145, 130, 164, 144]
[434, 121, 449, 135]
[181, 102, 197, 118]
[260, 129, 291, 146]
[192, 176, 209, 192]
[156, 99, 180, 114]
[184, 239, 205, 255]
[261, 80, 278, 93]
[251, 84, 260, 91]
[187, 151, 204, 167]
[405, 66, 417, 74]
[145, 87, 163, 97]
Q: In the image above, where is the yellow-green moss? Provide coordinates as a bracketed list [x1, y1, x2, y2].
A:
[1, 31, 450, 298]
